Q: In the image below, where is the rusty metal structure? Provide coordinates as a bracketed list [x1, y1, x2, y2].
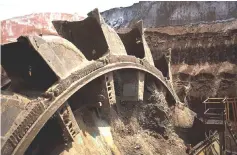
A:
[1, 9, 182, 155]
[1, 8, 236, 155]
[186, 98, 237, 155]
[200, 98, 237, 155]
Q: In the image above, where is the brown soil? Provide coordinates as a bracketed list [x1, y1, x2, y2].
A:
[110, 81, 187, 155]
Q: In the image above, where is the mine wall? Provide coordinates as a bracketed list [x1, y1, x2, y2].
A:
[143, 22, 237, 116]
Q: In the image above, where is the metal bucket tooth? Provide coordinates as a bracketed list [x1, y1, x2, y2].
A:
[53, 8, 127, 61]
[1, 35, 89, 92]
[25, 35, 89, 79]
[118, 20, 155, 66]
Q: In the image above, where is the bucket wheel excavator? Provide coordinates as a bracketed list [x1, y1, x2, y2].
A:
[1, 9, 190, 155]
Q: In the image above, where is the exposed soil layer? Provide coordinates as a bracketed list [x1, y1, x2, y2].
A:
[118, 21, 237, 115]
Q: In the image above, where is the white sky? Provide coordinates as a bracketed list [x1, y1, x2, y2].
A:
[0, 0, 140, 20]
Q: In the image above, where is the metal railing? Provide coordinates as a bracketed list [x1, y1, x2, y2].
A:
[204, 108, 225, 122]
[189, 131, 219, 155]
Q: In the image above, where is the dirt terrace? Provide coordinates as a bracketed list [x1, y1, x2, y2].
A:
[119, 20, 237, 115]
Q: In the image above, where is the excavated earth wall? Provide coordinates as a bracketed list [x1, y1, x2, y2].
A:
[102, 1, 237, 28]
[142, 20, 237, 115]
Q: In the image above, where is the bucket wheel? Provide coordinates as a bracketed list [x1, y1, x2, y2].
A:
[1, 9, 190, 155]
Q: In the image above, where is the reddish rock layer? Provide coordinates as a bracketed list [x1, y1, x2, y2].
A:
[1, 13, 84, 44]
